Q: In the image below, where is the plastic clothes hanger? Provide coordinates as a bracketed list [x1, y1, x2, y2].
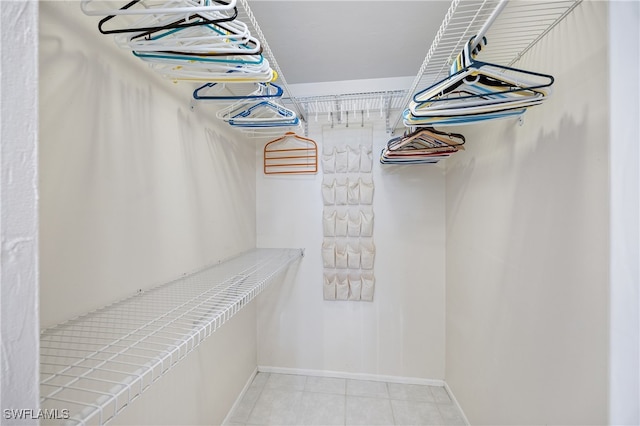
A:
[411, 67, 551, 110]
[96, 0, 238, 34]
[132, 50, 265, 66]
[216, 98, 299, 127]
[81, 0, 237, 17]
[380, 128, 465, 165]
[410, 63, 553, 114]
[387, 127, 465, 152]
[148, 62, 276, 82]
[408, 36, 554, 123]
[263, 132, 318, 175]
[403, 107, 527, 127]
[193, 81, 283, 101]
[116, 20, 261, 56]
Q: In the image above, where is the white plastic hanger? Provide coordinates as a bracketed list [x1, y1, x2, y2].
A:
[81, 0, 237, 16]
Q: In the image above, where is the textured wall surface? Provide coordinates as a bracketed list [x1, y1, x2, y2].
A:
[1, 1, 40, 424]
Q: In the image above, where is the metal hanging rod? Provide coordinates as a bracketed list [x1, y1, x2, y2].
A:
[470, 0, 509, 51]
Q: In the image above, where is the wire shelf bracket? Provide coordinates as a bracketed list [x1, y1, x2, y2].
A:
[40, 248, 303, 425]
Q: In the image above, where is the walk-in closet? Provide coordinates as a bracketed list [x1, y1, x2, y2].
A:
[1, 0, 639, 425]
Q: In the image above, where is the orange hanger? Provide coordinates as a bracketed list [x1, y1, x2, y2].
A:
[264, 132, 318, 175]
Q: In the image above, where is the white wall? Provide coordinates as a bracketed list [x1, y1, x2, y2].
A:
[112, 306, 257, 426]
[445, 1, 609, 424]
[1, 1, 40, 423]
[39, 2, 258, 423]
[256, 119, 446, 380]
[609, 1, 640, 423]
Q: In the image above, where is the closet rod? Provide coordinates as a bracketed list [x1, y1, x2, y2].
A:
[471, 0, 508, 51]
[237, 0, 307, 123]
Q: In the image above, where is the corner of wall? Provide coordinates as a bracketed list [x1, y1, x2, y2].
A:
[608, 1, 640, 423]
[0, 0, 40, 419]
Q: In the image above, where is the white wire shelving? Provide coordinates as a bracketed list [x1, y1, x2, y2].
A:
[389, 0, 582, 133]
[235, 0, 307, 123]
[39, 248, 303, 425]
[216, 0, 582, 135]
[236, 0, 581, 134]
[291, 90, 409, 134]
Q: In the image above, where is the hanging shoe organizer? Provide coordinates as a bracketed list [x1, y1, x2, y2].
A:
[321, 126, 375, 302]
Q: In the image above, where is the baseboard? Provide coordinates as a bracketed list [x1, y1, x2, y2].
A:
[257, 365, 445, 387]
[443, 381, 471, 426]
[221, 366, 258, 426]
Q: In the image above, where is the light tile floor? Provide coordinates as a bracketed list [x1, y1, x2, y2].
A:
[225, 373, 467, 426]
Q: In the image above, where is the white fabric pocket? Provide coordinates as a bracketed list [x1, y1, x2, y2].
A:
[336, 274, 349, 300]
[361, 272, 375, 302]
[321, 147, 336, 174]
[360, 241, 375, 269]
[359, 145, 373, 172]
[348, 212, 361, 237]
[323, 273, 337, 300]
[323, 210, 336, 237]
[335, 211, 348, 237]
[348, 179, 360, 205]
[359, 177, 374, 204]
[347, 146, 361, 172]
[360, 210, 374, 237]
[335, 178, 348, 205]
[322, 179, 335, 205]
[348, 274, 362, 301]
[347, 243, 361, 269]
[335, 242, 348, 269]
[322, 240, 336, 268]
[335, 147, 348, 173]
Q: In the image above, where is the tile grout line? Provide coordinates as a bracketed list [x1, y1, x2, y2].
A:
[343, 393, 347, 426]
[231, 373, 466, 426]
[386, 381, 399, 426]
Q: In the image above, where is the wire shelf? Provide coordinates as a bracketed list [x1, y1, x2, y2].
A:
[236, 0, 307, 123]
[40, 248, 303, 425]
[281, 90, 408, 133]
[386, 0, 582, 133]
[234, 0, 580, 134]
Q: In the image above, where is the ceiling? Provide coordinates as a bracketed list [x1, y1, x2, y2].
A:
[248, 1, 452, 86]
